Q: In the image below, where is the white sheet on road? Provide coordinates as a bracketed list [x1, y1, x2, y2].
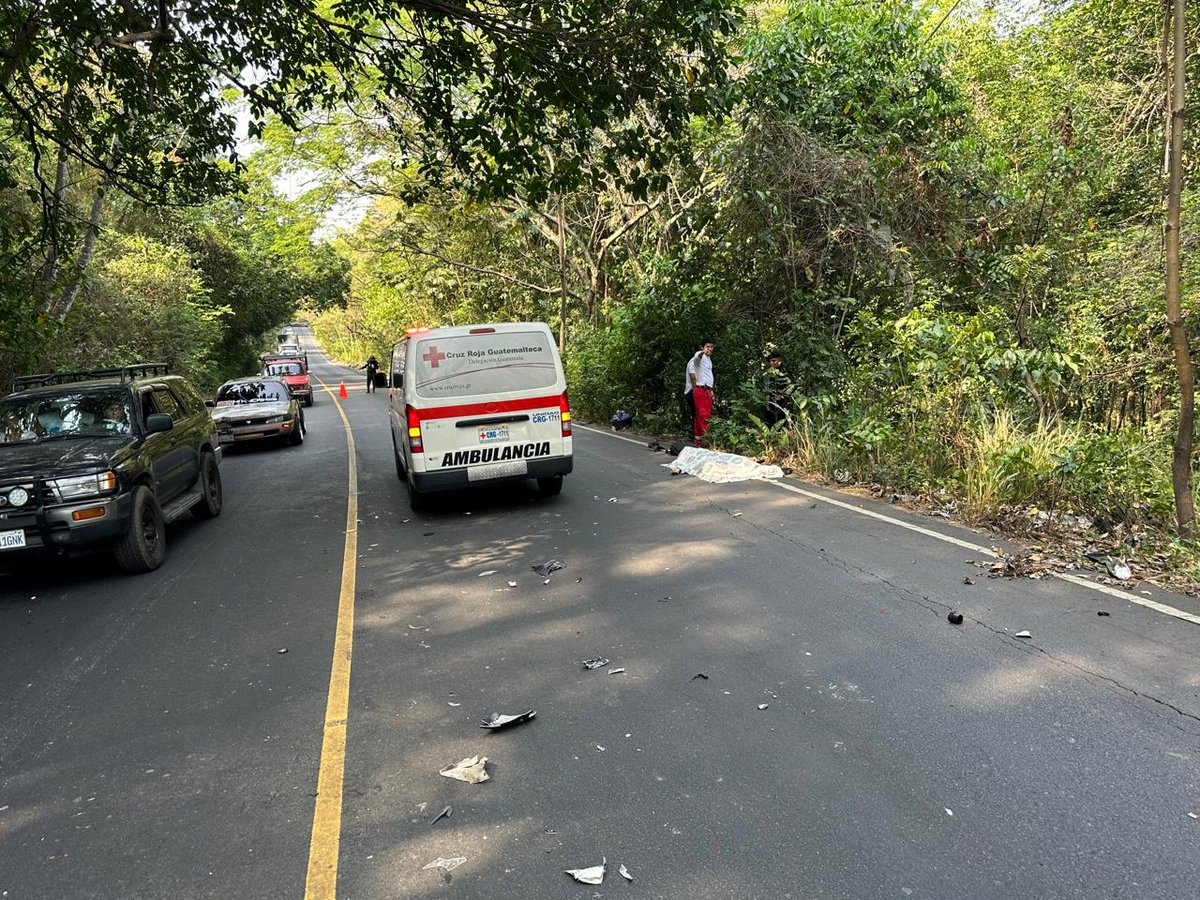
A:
[666, 446, 784, 483]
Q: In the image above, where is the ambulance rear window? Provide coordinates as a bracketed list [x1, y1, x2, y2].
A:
[414, 331, 558, 399]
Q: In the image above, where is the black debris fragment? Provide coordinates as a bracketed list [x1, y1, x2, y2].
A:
[691, 673, 709, 681]
[1097, 610, 1111, 617]
[480, 710, 537, 730]
[962, 577, 975, 585]
[431, 805, 452, 824]
[532, 559, 566, 576]
[947, 611, 964, 625]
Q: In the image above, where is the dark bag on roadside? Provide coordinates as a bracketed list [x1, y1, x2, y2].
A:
[610, 410, 634, 430]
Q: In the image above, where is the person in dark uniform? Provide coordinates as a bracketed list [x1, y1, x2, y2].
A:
[360, 355, 380, 393]
[764, 351, 792, 427]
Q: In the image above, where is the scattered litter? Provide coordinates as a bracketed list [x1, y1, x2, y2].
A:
[608, 667, 626, 675]
[532, 559, 565, 576]
[423, 532, 435, 536]
[947, 611, 964, 625]
[478, 570, 498, 577]
[757, 703, 769, 711]
[423, 857, 466, 872]
[431, 805, 452, 824]
[575, 577, 583, 583]
[408, 624, 424, 630]
[583, 657, 610, 670]
[508, 581, 517, 587]
[1097, 610, 1110, 617]
[596, 744, 605, 751]
[565, 858, 606, 885]
[448, 702, 461, 707]
[1014, 630, 1032, 639]
[691, 673, 709, 681]
[608, 497, 618, 503]
[944, 808, 953, 816]
[619, 864, 633, 881]
[543, 578, 550, 585]
[439, 756, 490, 784]
[1109, 560, 1132, 580]
[481, 710, 537, 730]
[962, 576, 974, 585]
[665, 446, 784, 483]
[610, 410, 634, 430]
[731, 511, 743, 517]
[277, 648, 288, 654]
[659, 596, 671, 602]
[1189, 813, 1198, 820]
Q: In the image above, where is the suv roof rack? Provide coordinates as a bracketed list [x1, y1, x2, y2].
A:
[10, 363, 171, 393]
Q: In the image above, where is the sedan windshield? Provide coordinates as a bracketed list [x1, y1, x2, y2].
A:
[0, 388, 132, 444]
[215, 381, 290, 405]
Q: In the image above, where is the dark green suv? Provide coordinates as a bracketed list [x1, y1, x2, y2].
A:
[0, 364, 223, 573]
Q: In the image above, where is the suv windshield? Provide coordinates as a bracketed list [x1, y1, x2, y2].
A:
[216, 381, 290, 404]
[0, 388, 132, 444]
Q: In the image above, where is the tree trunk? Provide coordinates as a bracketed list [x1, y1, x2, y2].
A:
[557, 195, 568, 353]
[50, 179, 107, 322]
[1165, 0, 1195, 535]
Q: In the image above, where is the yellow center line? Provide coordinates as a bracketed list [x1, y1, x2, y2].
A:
[304, 374, 358, 899]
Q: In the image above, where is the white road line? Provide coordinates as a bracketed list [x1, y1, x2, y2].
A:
[576, 423, 1200, 627]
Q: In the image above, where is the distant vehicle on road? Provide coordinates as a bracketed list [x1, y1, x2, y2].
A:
[388, 322, 573, 509]
[260, 357, 314, 407]
[273, 344, 309, 368]
[210, 378, 305, 447]
[277, 329, 299, 345]
[0, 364, 223, 573]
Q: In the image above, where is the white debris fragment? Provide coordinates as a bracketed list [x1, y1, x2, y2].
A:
[508, 581, 517, 587]
[596, 744, 606, 752]
[439, 756, 490, 784]
[565, 858, 606, 884]
[478, 570, 498, 577]
[1188, 812, 1198, 820]
[757, 703, 769, 710]
[619, 864, 633, 881]
[1014, 631, 1032, 639]
[423, 857, 466, 871]
[448, 702, 461, 707]
[608, 667, 626, 675]
[944, 808, 953, 816]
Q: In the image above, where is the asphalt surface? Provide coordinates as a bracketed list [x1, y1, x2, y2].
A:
[2, 333, 1199, 900]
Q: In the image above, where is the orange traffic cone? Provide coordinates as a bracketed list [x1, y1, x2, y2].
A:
[338, 380, 348, 399]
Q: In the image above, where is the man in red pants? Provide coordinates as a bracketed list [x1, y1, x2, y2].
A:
[687, 338, 715, 446]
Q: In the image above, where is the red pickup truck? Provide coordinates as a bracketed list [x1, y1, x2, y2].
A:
[260, 357, 314, 407]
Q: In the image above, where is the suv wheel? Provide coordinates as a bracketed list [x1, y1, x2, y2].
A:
[115, 485, 167, 573]
[192, 452, 223, 518]
[289, 416, 305, 445]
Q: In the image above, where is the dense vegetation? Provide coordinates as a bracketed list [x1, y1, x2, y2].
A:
[2, 1, 1197, 548]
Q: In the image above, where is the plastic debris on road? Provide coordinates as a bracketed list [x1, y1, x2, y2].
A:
[532, 559, 565, 576]
[945, 808, 954, 816]
[565, 858, 606, 884]
[478, 570, 498, 577]
[1098, 610, 1111, 617]
[757, 703, 769, 710]
[508, 581, 517, 587]
[691, 673, 709, 681]
[480, 710, 537, 730]
[619, 864, 633, 881]
[1108, 560, 1132, 580]
[431, 805, 452, 824]
[947, 611, 964, 625]
[439, 755, 490, 784]
[663, 446, 784, 483]
[1014, 630, 1032, 639]
[582, 657, 610, 669]
[423, 857, 466, 871]
[608, 667, 626, 675]
[277, 648, 288, 654]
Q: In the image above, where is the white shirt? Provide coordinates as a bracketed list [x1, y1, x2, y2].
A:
[683, 357, 696, 395]
[692, 353, 713, 389]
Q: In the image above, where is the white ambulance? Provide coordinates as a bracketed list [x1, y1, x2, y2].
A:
[387, 322, 573, 508]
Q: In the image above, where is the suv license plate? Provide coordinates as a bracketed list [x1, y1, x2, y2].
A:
[468, 460, 528, 481]
[0, 529, 27, 550]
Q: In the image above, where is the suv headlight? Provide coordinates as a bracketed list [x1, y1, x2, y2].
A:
[266, 415, 289, 424]
[52, 471, 118, 501]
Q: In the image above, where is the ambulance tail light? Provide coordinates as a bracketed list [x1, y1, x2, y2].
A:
[406, 405, 424, 453]
[559, 391, 572, 437]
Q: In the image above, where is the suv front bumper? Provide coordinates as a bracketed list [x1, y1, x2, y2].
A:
[0, 492, 133, 552]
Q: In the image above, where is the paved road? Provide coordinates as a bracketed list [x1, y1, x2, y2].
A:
[2, 335, 1199, 900]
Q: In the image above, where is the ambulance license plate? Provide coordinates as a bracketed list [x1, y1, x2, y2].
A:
[468, 460, 528, 481]
[478, 426, 510, 443]
[0, 529, 27, 550]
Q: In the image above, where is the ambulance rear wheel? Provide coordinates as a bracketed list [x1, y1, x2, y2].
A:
[537, 475, 563, 496]
[407, 476, 427, 511]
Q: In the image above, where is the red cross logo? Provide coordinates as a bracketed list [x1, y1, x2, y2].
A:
[422, 345, 447, 368]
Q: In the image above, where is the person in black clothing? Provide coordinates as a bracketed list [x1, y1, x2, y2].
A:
[360, 355, 380, 393]
[765, 351, 792, 427]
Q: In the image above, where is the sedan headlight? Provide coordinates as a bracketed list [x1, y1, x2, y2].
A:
[52, 470, 118, 501]
[266, 415, 289, 424]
